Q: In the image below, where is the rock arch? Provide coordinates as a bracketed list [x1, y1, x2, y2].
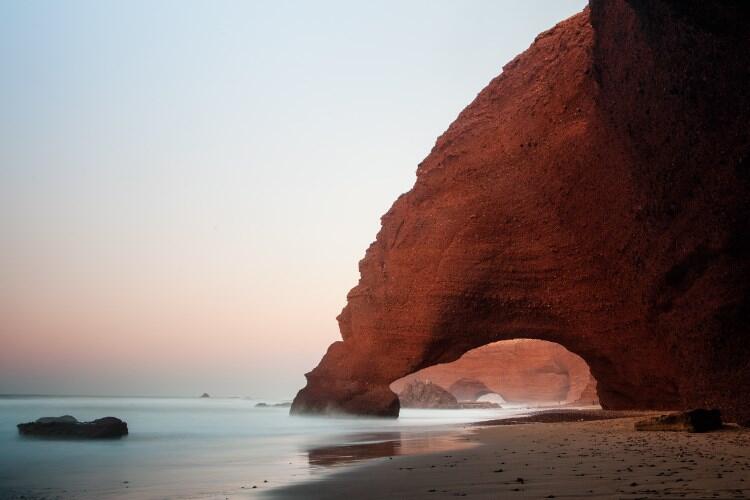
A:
[291, 1, 750, 424]
[448, 379, 495, 403]
[390, 339, 597, 405]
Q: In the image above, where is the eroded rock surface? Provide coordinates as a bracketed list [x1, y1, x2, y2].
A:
[291, 0, 750, 424]
[398, 381, 458, 409]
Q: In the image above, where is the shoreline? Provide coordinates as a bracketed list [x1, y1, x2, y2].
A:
[264, 411, 750, 499]
[1, 398, 529, 500]
[475, 408, 659, 426]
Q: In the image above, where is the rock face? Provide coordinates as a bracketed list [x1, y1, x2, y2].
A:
[635, 409, 723, 433]
[398, 381, 458, 409]
[391, 339, 597, 404]
[291, 1, 750, 424]
[571, 378, 599, 406]
[17, 416, 128, 439]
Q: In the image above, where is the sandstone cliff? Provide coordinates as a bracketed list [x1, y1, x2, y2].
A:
[291, 0, 750, 424]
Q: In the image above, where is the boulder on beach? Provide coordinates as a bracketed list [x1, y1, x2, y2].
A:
[18, 416, 129, 439]
[635, 409, 722, 433]
[398, 380, 458, 409]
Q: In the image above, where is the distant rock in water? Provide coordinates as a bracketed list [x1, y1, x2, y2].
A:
[477, 393, 507, 406]
[635, 409, 722, 433]
[200, 393, 210, 398]
[18, 416, 128, 439]
[398, 381, 458, 409]
[457, 401, 501, 409]
[255, 402, 292, 408]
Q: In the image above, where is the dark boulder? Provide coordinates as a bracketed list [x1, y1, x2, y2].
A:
[18, 416, 129, 439]
[635, 409, 722, 433]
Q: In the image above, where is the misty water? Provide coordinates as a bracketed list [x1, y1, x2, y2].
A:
[0, 396, 531, 499]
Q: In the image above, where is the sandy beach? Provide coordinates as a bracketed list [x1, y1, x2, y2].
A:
[266, 413, 750, 499]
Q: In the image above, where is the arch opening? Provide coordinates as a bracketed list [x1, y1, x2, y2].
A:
[390, 339, 599, 410]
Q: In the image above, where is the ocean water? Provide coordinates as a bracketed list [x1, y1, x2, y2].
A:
[0, 396, 528, 499]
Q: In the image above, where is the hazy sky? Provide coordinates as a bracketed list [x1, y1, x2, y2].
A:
[0, 0, 586, 398]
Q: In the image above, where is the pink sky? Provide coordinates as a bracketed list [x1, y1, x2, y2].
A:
[0, 0, 586, 398]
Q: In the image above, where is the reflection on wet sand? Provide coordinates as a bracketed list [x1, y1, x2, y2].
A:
[307, 431, 474, 468]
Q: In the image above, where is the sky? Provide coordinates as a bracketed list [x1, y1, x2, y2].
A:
[0, 0, 586, 399]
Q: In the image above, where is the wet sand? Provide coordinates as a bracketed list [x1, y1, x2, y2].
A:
[265, 414, 750, 499]
[476, 409, 652, 426]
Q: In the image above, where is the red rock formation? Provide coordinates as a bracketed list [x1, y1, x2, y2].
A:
[391, 340, 595, 404]
[571, 378, 599, 406]
[291, 1, 750, 424]
[398, 380, 458, 409]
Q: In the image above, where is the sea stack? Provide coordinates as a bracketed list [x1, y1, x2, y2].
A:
[398, 381, 459, 409]
[291, 0, 750, 424]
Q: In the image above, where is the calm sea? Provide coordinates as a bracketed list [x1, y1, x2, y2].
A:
[0, 396, 527, 499]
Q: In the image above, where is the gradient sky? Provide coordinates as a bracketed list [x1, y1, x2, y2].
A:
[0, 0, 586, 399]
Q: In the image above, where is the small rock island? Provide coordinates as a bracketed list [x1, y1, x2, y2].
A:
[17, 415, 128, 439]
[255, 401, 292, 408]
